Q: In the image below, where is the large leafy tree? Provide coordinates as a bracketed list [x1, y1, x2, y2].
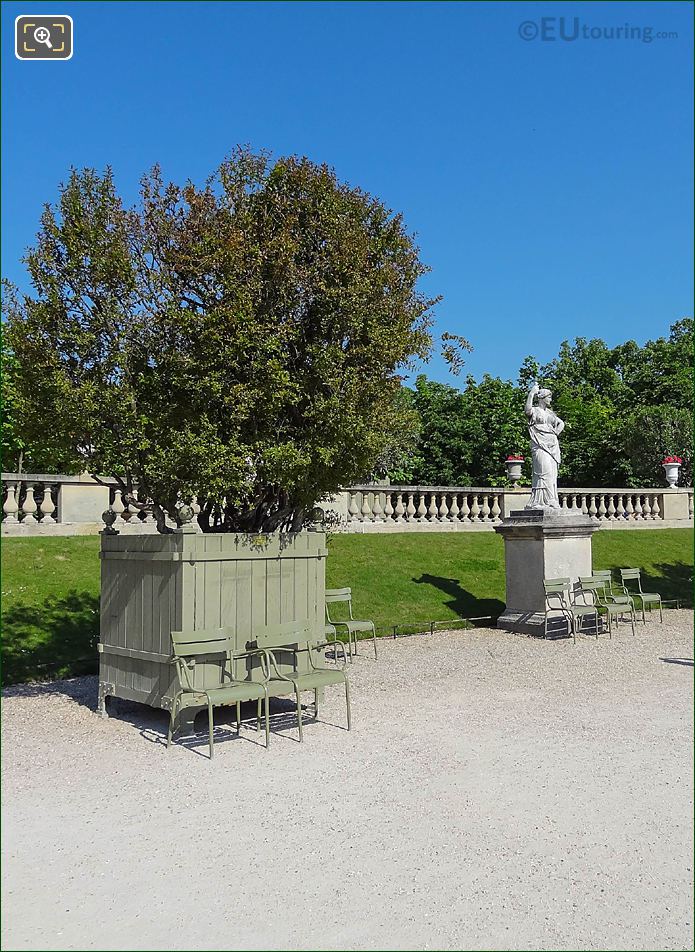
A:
[3, 149, 459, 531]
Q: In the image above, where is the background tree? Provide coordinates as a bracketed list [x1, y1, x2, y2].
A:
[385, 320, 692, 489]
[4, 150, 465, 531]
[386, 374, 528, 486]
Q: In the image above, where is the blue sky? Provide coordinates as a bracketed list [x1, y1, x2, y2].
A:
[2, 0, 693, 384]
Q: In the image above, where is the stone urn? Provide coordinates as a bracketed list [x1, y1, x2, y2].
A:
[505, 455, 524, 485]
[662, 456, 682, 488]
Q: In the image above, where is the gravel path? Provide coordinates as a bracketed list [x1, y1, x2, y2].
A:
[2, 612, 693, 951]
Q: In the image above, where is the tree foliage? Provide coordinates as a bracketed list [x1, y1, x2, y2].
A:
[388, 320, 693, 489]
[3, 150, 455, 530]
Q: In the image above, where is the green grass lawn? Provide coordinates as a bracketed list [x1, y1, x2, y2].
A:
[2, 529, 692, 685]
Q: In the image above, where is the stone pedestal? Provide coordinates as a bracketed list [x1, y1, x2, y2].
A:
[494, 509, 600, 635]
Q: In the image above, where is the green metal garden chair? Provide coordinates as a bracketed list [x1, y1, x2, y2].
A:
[577, 577, 636, 637]
[253, 621, 350, 743]
[544, 577, 599, 643]
[168, 628, 270, 759]
[619, 568, 663, 624]
[325, 587, 377, 660]
[592, 569, 635, 613]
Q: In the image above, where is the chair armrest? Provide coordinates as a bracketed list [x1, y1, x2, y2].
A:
[310, 640, 348, 669]
[263, 649, 296, 683]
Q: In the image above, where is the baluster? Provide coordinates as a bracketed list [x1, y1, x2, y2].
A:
[597, 495, 607, 521]
[39, 483, 56, 522]
[579, 493, 588, 514]
[560, 494, 568, 510]
[470, 494, 480, 521]
[371, 493, 384, 523]
[641, 494, 651, 520]
[606, 496, 616, 521]
[449, 493, 460, 522]
[480, 495, 490, 521]
[490, 495, 501, 522]
[393, 492, 404, 522]
[416, 494, 427, 521]
[3, 482, 19, 523]
[650, 494, 660, 520]
[427, 493, 438, 521]
[406, 493, 416, 521]
[22, 483, 38, 523]
[688, 493, 693, 520]
[348, 493, 359, 522]
[112, 489, 126, 525]
[360, 494, 373, 523]
[625, 495, 634, 520]
[588, 495, 598, 520]
[460, 494, 470, 522]
[383, 493, 394, 522]
[438, 494, 449, 522]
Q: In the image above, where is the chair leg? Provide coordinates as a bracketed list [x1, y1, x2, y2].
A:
[208, 700, 214, 760]
[256, 697, 261, 731]
[167, 697, 178, 749]
[345, 678, 351, 731]
[659, 600, 663, 623]
[372, 625, 378, 660]
[264, 694, 270, 749]
[236, 701, 241, 733]
[314, 687, 319, 719]
[630, 609, 636, 636]
[295, 687, 303, 742]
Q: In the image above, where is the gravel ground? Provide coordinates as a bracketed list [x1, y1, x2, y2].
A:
[2, 611, 693, 952]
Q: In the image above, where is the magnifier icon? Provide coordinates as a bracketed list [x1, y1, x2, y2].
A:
[34, 26, 53, 49]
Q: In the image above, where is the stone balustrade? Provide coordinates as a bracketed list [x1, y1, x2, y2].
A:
[2, 473, 693, 536]
[0, 473, 157, 536]
[329, 485, 694, 532]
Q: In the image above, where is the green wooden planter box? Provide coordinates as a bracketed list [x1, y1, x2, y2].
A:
[97, 529, 327, 716]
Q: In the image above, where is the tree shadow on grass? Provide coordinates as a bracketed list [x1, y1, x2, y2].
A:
[1, 591, 100, 688]
[641, 561, 693, 606]
[412, 574, 505, 625]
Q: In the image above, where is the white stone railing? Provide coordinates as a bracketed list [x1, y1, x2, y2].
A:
[2, 474, 693, 535]
[329, 485, 694, 532]
[0, 473, 159, 536]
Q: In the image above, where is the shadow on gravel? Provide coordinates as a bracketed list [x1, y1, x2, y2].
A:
[659, 657, 694, 667]
[2, 673, 99, 709]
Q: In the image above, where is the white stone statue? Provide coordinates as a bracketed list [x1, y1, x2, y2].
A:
[524, 382, 564, 509]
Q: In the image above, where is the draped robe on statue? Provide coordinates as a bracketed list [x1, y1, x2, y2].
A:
[527, 407, 562, 509]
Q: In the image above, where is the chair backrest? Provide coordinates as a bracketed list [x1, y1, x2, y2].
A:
[593, 570, 612, 581]
[579, 576, 604, 591]
[171, 628, 236, 657]
[620, 568, 641, 581]
[544, 578, 570, 608]
[325, 588, 352, 603]
[544, 577, 570, 593]
[170, 628, 237, 693]
[253, 621, 313, 650]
